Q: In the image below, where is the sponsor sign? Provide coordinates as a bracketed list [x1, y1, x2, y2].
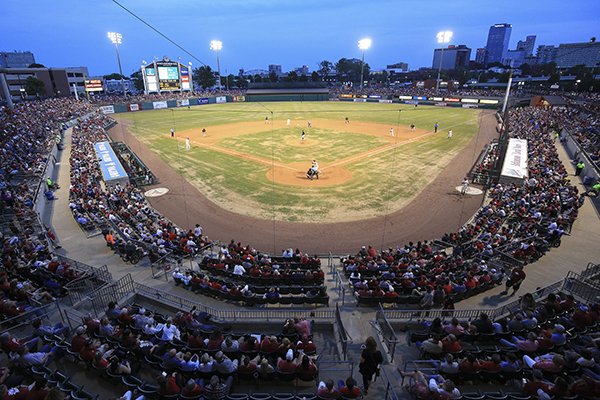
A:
[153, 101, 168, 109]
[93, 141, 128, 183]
[378, 99, 392, 104]
[435, 102, 447, 107]
[444, 97, 461, 102]
[462, 104, 479, 108]
[215, 96, 227, 104]
[461, 98, 479, 103]
[176, 99, 190, 107]
[413, 96, 427, 100]
[480, 99, 499, 104]
[404, 100, 419, 105]
[340, 94, 354, 98]
[199, 98, 209, 105]
[501, 138, 528, 181]
[100, 105, 114, 114]
[353, 98, 367, 102]
[233, 96, 246, 102]
[368, 95, 382, 99]
[399, 95, 412, 100]
[129, 104, 139, 111]
[430, 97, 444, 101]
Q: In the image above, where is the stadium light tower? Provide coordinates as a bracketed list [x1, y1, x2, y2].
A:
[435, 30, 453, 91]
[358, 38, 372, 90]
[107, 32, 126, 95]
[210, 40, 223, 89]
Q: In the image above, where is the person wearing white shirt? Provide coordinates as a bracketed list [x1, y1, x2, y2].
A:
[156, 320, 180, 341]
[194, 224, 203, 237]
[173, 269, 184, 281]
[233, 264, 245, 275]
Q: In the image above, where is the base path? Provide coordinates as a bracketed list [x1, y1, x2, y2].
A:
[110, 110, 498, 254]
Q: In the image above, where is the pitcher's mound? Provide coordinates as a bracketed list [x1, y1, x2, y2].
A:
[266, 162, 352, 187]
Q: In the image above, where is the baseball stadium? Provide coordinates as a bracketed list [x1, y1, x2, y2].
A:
[1, 3, 600, 400]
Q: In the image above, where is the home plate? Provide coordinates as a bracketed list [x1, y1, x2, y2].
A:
[455, 186, 483, 195]
[144, 187, 169, 198]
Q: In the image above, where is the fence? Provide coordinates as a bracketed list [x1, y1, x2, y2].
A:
[334, 270, 347, 306]
[76, 274, 136, 317]
[375, 304, 400, 362]
[334, 304, 353, 360]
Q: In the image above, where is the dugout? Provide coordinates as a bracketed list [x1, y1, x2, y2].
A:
[245, 85, 329, 102]
[530, 95, 567, 108]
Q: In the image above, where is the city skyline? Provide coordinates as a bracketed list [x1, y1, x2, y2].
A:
[1, 0, 599, 76]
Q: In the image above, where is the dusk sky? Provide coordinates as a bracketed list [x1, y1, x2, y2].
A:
[2, 0, 599, 76]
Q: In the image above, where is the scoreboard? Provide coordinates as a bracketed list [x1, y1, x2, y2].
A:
[141, 57, 193, 93]
[84, 79, 103, 92]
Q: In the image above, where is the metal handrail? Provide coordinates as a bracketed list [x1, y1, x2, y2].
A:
[375, 304, 400, 362]
[380, 364, 401, 400]
[334, 304, 353, 360]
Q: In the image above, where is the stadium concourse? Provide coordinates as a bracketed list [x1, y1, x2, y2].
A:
[1, 95, 600, 400]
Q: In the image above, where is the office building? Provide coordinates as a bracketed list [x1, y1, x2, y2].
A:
[0, 51, 36, 68]
[268, 64, 282, 76]
[294, 65, 310, 76]
[485, 23, 512, 64]
[554, 41, 600, 68]
[432, 45, 472, 70]
[0, 67, 70, 101]
[65, 67, 89, 96]
[475, 48, 487, 65]
[517, 35, 536, 56]
[536, 45, 558, 65]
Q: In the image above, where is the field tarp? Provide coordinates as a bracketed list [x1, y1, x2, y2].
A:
[500, 138, 528, 185]
[93, 141, 129, 186]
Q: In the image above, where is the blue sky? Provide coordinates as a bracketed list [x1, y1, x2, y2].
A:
[2, 0, 599, 76]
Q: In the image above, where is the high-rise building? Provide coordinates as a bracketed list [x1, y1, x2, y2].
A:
[517, 35, 537, 56]
[268, 64, 282, 76]
[294, 65, 310, 76]
[475, 48, 487, 65]
[0, 51, 36, 68]
[536, 45, 557, 64]
[386, 62, 409, 72]
[484, 23, 512, 64]
[554, 41, 600, 68]
[432, 45, 472, 70]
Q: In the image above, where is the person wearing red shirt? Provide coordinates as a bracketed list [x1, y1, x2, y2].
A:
[339, 377, 363, 399]
[180, 379, 203, 397]
[441, 334, 462, 353]
[260, 336, 279, 354]
[477, 354, 502, 373]
[157, 373, 180, 396]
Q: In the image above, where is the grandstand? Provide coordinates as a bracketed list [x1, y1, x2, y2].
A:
[1, 90, 599, 400]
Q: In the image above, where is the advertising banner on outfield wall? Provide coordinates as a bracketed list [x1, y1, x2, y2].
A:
[232, 95, 245, 102]
[176, 99, 190, 107]
[462, 104, 479, 109]
[199, 98, 209, 105]
[435, 102, 447, 107]
[215, 96, 227, 104]
[378, 99, 392, 103]
[129, 104, 139, 112]
[353, 98, 366, 102]
[100, 105, 115, 114]
[153, 101, 168, 109]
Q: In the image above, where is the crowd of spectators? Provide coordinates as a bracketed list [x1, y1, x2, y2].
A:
[402, 290, 600, 399]
[349, 105, 580, 306]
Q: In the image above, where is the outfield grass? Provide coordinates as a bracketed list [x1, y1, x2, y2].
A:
[117, 102, 481, 223]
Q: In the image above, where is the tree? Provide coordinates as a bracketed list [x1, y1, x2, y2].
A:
[28, 63, 45, 68]
[335, 58, 369, 84]
[226, 74, 235, 89]
[268, 71, 278, 82]
[285, 71, 298, 82]
[193, 66, 216, 89]
[130, 71, 144, 91]
[253, 74, 263, 83]
[311, 71, 320, 82]
[24, 76, 45, 95]
[103, 73, 125, 80]
[318, 60, 334, 77]
[234, 76, 248, 89]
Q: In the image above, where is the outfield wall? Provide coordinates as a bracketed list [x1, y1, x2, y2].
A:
[338, 95, 501, 110]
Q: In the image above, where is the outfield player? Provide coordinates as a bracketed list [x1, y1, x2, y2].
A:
[448, 129, 453, 139]
[287, 118, 291, 126]
[389, 128, 394, 137]
[202, 128, 207, 137]
[301, 130, 305, 141]
[170, 128, 175, 138]
[185, 137, 190, 151]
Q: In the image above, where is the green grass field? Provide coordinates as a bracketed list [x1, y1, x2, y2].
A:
[116, 102, 481, 223]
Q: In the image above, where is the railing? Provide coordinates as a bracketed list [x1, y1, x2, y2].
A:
[316, 360, 355, 382]
[132, 281, 335, 322]
[382, 278, 566, 322]
[78, 274, 136, 317]
[375, 304, 400, 362]
[562, 272, 600, 303]
[580, 263, 600, 280]
[0, 302, 64, 334]
[150, 250, 178, 280]
[380, 364, 401, 400]
[334, 270, 346, 306]
[334, 304, 353, 360]
[55, 254, 112, 283]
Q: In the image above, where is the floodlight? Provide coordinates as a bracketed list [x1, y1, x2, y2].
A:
[436, 31, 453, 44]
[358, 38, 372, 50]
[107, 32, 122, 45]
[210, 40, 223, 51]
